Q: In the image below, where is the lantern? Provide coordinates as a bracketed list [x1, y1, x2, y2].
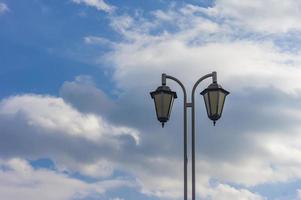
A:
[200, 83, 229, 125]
[150, 85, 177, 127]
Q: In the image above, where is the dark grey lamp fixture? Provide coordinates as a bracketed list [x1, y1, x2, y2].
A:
[150, 85, 177, 127]
[150, 71, 229, 200]
[201, 82, 229, 125]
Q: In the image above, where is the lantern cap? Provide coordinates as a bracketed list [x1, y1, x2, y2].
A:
[200, 82, 230, 96]
[150, 85, 177, 99]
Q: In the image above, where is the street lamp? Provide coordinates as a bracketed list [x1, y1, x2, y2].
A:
[150, 72, 229, 200]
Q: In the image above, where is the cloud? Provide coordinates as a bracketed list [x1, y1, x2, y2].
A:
[84, 36, 115, 47]
[0, 3, 8, 14]
[72, 0, 115, 13]
[0, 79, 269, 199]
[0, 93, 140, 179]
[108, 38, 301, 94]
[0, 158, 134, 200]
[212, 0, 301, 33]
[0, 94, 139, 144]
[206, 184, 264, 200]
[60, 75, 114, 115]
[103, 3, 301, 105]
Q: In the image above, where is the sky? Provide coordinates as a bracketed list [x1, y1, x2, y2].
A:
[1, 0, 301, 199]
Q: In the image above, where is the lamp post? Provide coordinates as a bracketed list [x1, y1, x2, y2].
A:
[150, 72, 229, 200]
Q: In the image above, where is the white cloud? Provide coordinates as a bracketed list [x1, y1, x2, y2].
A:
[104, 4, 301, 94]
[72, 0, 115, 13]
[0, 94, 139, 144]
[0, 3, 8, 14]
[110, 198, 124, 200]
[0, 158, 134, 200]
[107, 23, 301, 94]
[60, 75, 114, 115]
[206, 184, 264, 200]
[211, 0, 301, 33]
[84, 36, 115, 47]
[132, 158, 265, 199]
[297, 189, 301, 199]
[0, 84, 280, 200]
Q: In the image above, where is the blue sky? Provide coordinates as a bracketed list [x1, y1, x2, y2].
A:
[2, 0, 301, 199]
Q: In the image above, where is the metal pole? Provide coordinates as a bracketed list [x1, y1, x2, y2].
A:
[163, 74, 188, 200]
[191, 72, 215, 200]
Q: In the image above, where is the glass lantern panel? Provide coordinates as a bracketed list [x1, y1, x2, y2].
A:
[217, 91, 226, 116]
[203, 92, 210, 117]
[154, 93, 163, 118]
[168, 97, 174, 117]
[209, 91, 219, 116]
[154, 92, 172, 119]
[162, 93, 172, 118]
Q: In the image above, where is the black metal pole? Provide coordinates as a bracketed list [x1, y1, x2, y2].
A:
[163, 74, 188, 200]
